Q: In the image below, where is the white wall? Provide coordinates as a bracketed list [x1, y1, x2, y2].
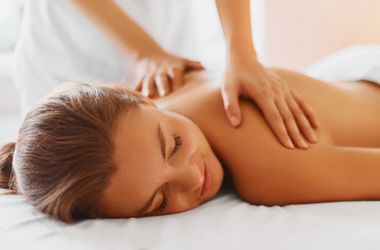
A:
[0, 51, 19, 114]
[0, 0, 21, 114]
[263, 0, 380, 70]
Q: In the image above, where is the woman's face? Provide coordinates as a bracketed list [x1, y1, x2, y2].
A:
[100, 103, 224, 218]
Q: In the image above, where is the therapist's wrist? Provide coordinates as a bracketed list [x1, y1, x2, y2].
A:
[227, 37, 256, 56]
[131, 44, 167, 62]
[227, 48, 260, 66]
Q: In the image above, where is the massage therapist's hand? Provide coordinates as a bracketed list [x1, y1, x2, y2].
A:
[69, 0, 204, 98]
[221, 55, 320, 149]
[134, 50, 205, 98]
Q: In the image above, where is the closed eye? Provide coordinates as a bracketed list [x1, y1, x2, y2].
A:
[156, 185, 167, 212]
[155, 133, 181, 214]
[171, 133, 182, 157]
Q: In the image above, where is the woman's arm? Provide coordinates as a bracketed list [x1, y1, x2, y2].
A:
[214, 0, 255, 58]
[69, 0, 204, 98]
[70, 0, 162, 59]
[236, 143, 380, 206]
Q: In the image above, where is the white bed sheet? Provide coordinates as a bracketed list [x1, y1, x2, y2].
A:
[2, 190, 380, 250]
[2, 45, 380, 250]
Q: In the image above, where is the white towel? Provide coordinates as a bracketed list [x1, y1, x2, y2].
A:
[305, 44, 380, 85]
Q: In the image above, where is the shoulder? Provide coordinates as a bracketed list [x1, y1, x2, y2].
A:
[155, 70, 223, 117]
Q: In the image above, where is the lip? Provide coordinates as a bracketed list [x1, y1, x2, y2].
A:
[200, 159, 211, 198]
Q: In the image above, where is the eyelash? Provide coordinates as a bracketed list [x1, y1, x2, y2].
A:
[157, 185, 167, 212]
[157, 133, 181, 213]
[171, 133, 182, 156]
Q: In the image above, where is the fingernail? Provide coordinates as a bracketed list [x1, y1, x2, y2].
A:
[310, 133, 317, 143]
[314, 120, 320, 129]
[229, 115, 239, 127]
[287, 139, 295, 149]
[300, 140, 309, 149]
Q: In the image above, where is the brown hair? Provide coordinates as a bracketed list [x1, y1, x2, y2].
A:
[0, 83, 149, 223]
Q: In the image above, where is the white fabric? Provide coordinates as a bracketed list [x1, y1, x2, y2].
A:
[2, 45, 380, 250]
[0, 51, 20, 113]
[305, 44, 380, 84]
[1, 187, 380, 250]
[0, 113, 20, 145]
[13, 0, 225, 117]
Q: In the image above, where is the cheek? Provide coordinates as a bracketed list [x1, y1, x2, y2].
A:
[168, 199, 200, 215]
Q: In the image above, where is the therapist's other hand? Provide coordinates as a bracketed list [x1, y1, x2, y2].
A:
[134, 51, 204, 98]
[221, 56, 320, 149]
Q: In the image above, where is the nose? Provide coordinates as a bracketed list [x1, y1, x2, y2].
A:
[172, 157, 203, 195]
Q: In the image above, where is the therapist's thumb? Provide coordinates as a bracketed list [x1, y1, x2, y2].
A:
[184, 59, 205, 72]
[221, 85, 241, 127]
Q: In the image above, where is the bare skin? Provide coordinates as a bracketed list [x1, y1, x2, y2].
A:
[101, 68, 380, 218]
[156, 68, 380, 205]
[70, 0, 319, 149]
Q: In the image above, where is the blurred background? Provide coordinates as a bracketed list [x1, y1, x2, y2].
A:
[0, 0, 22, 144]
[1, 0, 380, 144]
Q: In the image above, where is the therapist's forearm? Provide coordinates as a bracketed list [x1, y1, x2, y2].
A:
[70, 0, 164, 60]
[215, 0, 257, 60]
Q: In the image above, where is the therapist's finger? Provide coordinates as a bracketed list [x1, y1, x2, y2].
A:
[155, 73, 170, 97]
[135, 80, 143, 92]
[169, 68, 184, 91]
[286, 93, 317, 143]
[291, 90, 320, 129]
[142, 76, 157, 98]
[221, 83, 241, 127]
[276, 97, 308, 149]
[184, 59, 205, 72]
[244, 84, 294, 148]
[256, 95, 294, 149]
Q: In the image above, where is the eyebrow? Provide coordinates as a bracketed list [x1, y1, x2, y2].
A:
[137, 123, 165, 215]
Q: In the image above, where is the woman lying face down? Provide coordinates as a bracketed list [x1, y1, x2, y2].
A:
[2, 69, 380, 223]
